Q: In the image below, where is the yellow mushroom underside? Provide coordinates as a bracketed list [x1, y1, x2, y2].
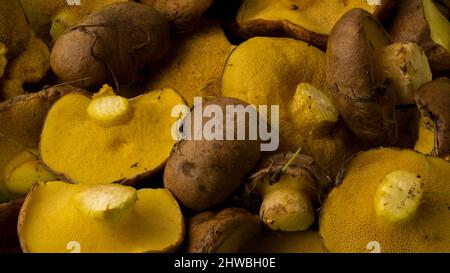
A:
[19, 182, 184, 253]
[40, 89, 185, 184]
[320, 148, 450, 253]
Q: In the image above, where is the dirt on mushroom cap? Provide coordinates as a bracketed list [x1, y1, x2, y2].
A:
[326, 8, 395, 146]
[140, 0, 214, 32]
[164, 97, 262, 211]
[50, 2, 170, 90]
[246, 152, 331, 231]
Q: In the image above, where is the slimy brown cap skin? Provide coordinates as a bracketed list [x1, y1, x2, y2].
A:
[186, 208, 261, 253]
[326, 9, 396, 146]
[50, 2, 170, 89]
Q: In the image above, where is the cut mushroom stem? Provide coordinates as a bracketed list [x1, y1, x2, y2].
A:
[373, 42, 432, 105]
[374, 170, 424, 223]
[259, 174, 315, 231]
[87, 85, 130, 123]
[73, 184, 137, 221]
[415, 115, 436, 155]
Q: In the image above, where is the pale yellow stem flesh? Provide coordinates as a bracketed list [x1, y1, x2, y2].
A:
[87, 85, 130, 123]
[374, 170, 424, 223]
[289, 83, 338, 137]
[259, 174, 315, 231]
[73, 184, 137, 221]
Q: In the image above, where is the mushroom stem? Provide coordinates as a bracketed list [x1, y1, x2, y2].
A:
[373, 42, 432, 105]
[289, 83, 338, 138]
[73, 184, 137, 221]
[87, 85, 130, 123]
[258, 174, 315, 231]
[415, 115, 436, 155]
[374, 170, 424, 223]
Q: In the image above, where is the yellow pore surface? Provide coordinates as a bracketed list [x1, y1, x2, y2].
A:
[237, 0, 377, 34]
[146, 18, 233, 106]
[221, 37, 352, 175]
[320, 148, 450, 252]
[40, 88, 186, 184]
[19, 181, 184, 253]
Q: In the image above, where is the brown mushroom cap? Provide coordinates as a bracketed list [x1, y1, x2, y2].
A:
[164, 97, 262, 211]
[415, 77, 450, 160]
[326, 8, 396, 146]
[50, 2, 170, 89]
[186, 207, 261, 253]
[141, 0, 214, 32]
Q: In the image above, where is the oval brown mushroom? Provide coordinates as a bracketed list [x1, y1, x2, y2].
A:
[50, 2, 170, 90]
[326, 8, 396, 146]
